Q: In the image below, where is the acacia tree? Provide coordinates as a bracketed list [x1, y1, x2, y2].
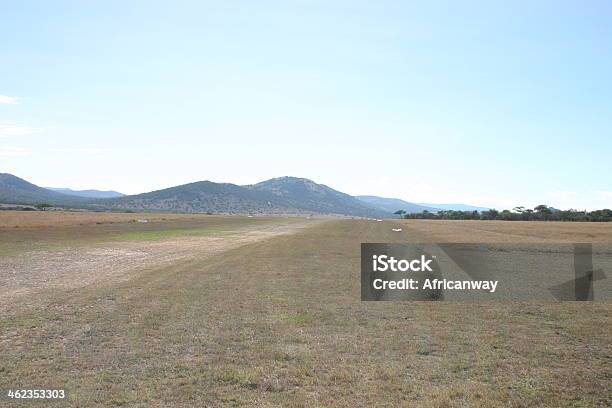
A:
[534, 204, 553, 220]
[394, 210, 406, 218]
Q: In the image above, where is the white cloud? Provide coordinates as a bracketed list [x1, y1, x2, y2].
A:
[0, 124, 38, 137]
[0, 147, 30, 156]
[0, 95, 19, 104]
[51, 148, 107, 154]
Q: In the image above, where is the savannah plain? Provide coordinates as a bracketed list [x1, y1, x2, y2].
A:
[1, 211, 610, 407]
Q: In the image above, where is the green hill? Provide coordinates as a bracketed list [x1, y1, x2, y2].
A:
[96, 180, 289, 214]
[99, 177, 387, 217]
[0, 173, 89, 207]
[0, 173, 389, 217]
[249, 177, 386, 218]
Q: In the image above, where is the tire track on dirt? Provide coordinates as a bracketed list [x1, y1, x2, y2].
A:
[0, 220, 320, 307]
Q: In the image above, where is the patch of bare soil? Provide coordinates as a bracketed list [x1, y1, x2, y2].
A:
[0, 220, 315, 306]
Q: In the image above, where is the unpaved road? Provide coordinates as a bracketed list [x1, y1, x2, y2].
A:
[0, 217, 317, 306]
[0, 215, 611, 407]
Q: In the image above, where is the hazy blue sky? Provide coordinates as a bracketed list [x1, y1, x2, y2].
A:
[1, 0, 611, 209]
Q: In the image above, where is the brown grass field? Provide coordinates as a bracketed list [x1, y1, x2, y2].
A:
[0, 211, 610, 407]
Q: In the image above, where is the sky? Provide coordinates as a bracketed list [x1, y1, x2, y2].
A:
[1, 0, 611, 210]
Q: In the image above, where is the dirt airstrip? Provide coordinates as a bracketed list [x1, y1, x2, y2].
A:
[0, 212, 317, 307]
[1, 211, 610, 407]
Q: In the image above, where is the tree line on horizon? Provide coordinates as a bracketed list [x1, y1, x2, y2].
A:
[395, 205, 612, 222]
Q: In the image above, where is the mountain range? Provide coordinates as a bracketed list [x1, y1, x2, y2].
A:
[45, 187, 125, 199]
[96, 177, 386, 217]
[416, 203, 490, 212]
[0, 174, 89, 207]
[0, 174, 387, 217]
[0, 173, 487, 217]
[355, 196, 440, 214]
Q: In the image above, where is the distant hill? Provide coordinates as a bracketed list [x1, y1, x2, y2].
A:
[96, 180, 288, 214]
[0, 173, 89, 206]
[417, 203, 490, 212]
[45, 187, 124, 199]
[248, 177, 387, 218]
[7, 173, 492, 218]
[94, 176, 388, 217]
[355, 195, 440, 214]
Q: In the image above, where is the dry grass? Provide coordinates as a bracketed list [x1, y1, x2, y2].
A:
[398, 219, 612, 243]
[0, 210, 224, 229]
[0, 216, 315, 307]
[0, 212, 311, 256]
[0, 214, 610, 407]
